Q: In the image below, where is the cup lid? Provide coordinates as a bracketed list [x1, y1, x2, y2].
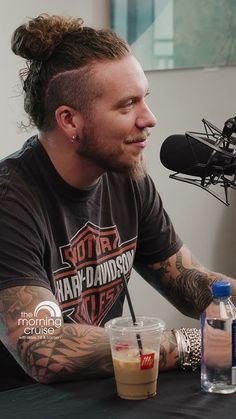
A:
[104, 316, 165, 333]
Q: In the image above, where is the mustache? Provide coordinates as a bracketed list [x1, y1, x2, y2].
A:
[125, 129, 151, 143]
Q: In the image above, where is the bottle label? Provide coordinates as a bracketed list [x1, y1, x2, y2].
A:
[232, 320, 236, 385]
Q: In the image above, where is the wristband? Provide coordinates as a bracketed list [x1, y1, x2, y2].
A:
[172, 327, 201, 371]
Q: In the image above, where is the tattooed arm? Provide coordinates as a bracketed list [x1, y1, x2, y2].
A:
[0, 285, 113, 383]
[0, 285, 179, 384]
[135, 244, 236, 319]
[159, 330, 179, 371]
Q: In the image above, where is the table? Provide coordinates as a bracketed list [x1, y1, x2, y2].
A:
[1, 371, 235, 419]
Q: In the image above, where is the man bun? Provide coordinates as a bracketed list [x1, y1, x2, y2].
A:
[11, 13, 84, 61]
[11, 13, 130, 130]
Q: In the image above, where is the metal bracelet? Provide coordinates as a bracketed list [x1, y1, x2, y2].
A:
[173, 327, 201, 371]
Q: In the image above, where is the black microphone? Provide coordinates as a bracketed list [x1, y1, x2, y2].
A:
[160, 134, 236, 178]
[159, 117, 236, 206]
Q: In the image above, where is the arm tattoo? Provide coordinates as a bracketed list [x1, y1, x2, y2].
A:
[0, 286, 40, 335]
[1, 287, 185, 380]
[0, 286, 113, 383]
[135, 250, 214, 318]
[166, 251, 213, 317]
[159, 331, 179, 371]
[17, 325, 113, 383]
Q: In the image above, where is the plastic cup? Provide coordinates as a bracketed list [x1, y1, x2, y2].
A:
[105, 316, 165, 400]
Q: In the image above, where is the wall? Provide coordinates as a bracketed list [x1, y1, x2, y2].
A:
[125, 66, 236, 329]
[1, 0, 236, 329]
[0, 0, 110, 156]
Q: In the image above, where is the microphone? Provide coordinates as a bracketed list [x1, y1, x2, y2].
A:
[160, 134, 236, 178]
[160, 117, 236, 206]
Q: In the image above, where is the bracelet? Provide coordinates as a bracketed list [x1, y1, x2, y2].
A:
[172, 327, 201, 371]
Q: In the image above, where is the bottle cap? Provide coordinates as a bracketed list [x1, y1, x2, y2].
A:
[212, 281, 232, 297]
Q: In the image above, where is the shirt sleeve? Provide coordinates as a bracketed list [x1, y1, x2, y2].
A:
[133, 175, 183, 264]
[0, 187, 52, 291]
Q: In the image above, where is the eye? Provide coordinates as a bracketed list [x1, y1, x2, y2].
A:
[123, 98, 136, 109]
[116, 96, 139, 113]
[127, 98, 135, 105]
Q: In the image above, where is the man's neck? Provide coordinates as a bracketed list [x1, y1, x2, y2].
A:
[39, 133, 103, 189]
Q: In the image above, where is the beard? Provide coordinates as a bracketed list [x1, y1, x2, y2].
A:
[128, 159, 147, 181]
[77, 125, 148, 181]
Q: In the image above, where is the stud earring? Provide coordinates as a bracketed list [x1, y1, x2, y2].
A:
[71, 134, 80, 143]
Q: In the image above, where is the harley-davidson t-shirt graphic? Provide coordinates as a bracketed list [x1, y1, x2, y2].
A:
[53, 222, 136, 326]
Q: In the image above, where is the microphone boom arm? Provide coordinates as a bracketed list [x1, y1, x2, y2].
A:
[167, 117, 236, 206]
[169, 171, 236, 206]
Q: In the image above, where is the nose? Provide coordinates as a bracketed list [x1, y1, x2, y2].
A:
[136, 103, 157, 129]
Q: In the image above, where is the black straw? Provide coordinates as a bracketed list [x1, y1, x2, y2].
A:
[122, 274, 143, 355]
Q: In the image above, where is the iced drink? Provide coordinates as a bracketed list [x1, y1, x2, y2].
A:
[112, 348, 158, 399]
[105, 316, 165, 400]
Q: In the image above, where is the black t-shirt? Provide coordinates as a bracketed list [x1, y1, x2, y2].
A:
[0, 136, 182, 388]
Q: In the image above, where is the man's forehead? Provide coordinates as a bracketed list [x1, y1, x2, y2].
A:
[92, 55, 149, 94]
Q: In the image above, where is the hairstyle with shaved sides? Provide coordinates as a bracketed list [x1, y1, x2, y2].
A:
[11, 14, 130, 131]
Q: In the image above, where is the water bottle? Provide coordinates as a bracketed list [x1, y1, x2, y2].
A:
[201, 281, 236, 394]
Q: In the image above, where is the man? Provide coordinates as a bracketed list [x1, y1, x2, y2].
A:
[0, 14, 234, 388]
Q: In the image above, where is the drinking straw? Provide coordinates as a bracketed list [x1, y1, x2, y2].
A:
[122, 274, 143, 355]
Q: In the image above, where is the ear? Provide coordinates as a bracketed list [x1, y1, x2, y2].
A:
[55, 106, 83, 139]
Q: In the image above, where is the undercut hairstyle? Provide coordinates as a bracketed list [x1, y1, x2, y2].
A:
[11, 14, 130, 131]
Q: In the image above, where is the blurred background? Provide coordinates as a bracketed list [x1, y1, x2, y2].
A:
[1, 0, 236, 329]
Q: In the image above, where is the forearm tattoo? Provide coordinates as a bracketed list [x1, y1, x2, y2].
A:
[0, 286, 188, 381]
[0, 286, 184, 382]
[0, 286, 113, 383]
[0, 286, 40, 335]
[135, 250, 215, 318]
[159, 330, 179, 371]
[164, 251, 213, 317]
[17, 325, 113, 383]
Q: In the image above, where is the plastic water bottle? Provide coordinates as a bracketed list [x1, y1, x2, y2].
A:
[201, 281, 236, 393]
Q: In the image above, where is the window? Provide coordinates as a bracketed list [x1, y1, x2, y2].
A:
[111, 0, 236, 71]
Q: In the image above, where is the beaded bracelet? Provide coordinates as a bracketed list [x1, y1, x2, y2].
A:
[172, 327, 201, 371]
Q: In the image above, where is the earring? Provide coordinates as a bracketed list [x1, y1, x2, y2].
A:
[71, 134, 79, 143]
